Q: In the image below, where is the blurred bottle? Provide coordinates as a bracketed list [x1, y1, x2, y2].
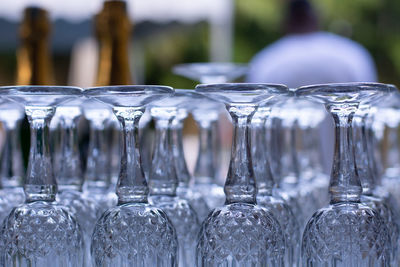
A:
[95, 0, 132, 86]
[17, 6, 54, 85]
[16, 6, 55, 166]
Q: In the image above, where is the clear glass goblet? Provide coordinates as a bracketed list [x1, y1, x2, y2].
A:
[82, 99, 117, 212]
[291, 97, 329, 212]
[297, 83, 393, 266]
[0, 86, 84, 267]
[353, 99, 400, 265]
[190, 94, 226, 210]
[268, 96, 321, 229]
[266, 100, 305, 225]
[0, 100, 25, 208]
[251, 101, 300, 267]
[51, 99, 102, 266]
[86, 85, 178, 267]
[195, 83, 287, 266]
[173, 62, 248, 190]
[148, 93, 201, 267]
[171, 89, 210, 222]
[376, 92, 400, 224]
[377, 91, 400, 186]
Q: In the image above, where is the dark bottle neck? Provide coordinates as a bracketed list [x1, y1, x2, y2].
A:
[17, 7, 54, 85]
[95, 1, 132, 86]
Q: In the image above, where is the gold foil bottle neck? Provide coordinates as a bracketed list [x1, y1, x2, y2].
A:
[95, 0, 133, 86]
[16, 6, 54, 85]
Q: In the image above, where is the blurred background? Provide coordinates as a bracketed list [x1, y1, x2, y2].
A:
[0, 0, 398, 88]
[0, 0, 398, 174]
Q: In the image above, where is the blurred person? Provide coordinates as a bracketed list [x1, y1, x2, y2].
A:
[246, 0, 377, 173]
[246, 0, 377, 87]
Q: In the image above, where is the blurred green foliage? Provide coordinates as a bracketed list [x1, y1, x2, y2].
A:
[152, 0, 400, 88]
[0, 0, 399, 88]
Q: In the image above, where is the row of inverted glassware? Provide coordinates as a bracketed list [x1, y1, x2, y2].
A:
[0, 83, 397, 267]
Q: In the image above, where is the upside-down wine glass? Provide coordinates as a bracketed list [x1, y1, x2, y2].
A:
[292, 98, 329, 210]
[171, 89, 210, 221]
[190, 94, 225, 210]
[82, 100, 117, 212]
[251, 101, 300, 267]
[195, 83, 286, 266]
[51, 99, 101, 266]
[266, 97, 308, 229]
[87, 86, 178, 267]
[280, 96, 328, 228]
[148, 94, 200, 267]
[377, 91, 400, 193]
[173, 62, 248, 199]
[173, 62, 248, 84]
[353, 100, 400, 265]
[376, 92, 400, 225]
[0, 100, 25, 208]
[0, 86, 84, 267]
[297, 83, 392, 266]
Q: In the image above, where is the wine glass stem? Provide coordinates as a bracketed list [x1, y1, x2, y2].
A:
[225, 104, 257, 205]
[194, 120, 217, 183]
[171, 119, 191, 187]
[25, 106, 56, 202]
[354, 112, 375, 195]
[251, 109, 275, 196]
[0, 119, 24, 188]
[85, 121, 110, 190]
[365, 113, 380, 184]
[113, 107, 148, 204]
[56, 115, 82, 191]
[327, 103, 362, 204]
[149, 117, 178, 196]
